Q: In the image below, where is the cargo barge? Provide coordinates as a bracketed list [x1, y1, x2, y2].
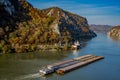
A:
[39, 54, 104, 75]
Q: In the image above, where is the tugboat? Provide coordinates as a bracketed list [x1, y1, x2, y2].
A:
[39, 67, 54, 76]
[72, 41, 80, 49]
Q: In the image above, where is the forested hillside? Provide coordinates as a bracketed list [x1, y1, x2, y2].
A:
[0, 0, 96, 53]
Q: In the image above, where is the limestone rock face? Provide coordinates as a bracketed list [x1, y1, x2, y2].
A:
[108, 26, 120, 40]
[42, 7, 97, 39]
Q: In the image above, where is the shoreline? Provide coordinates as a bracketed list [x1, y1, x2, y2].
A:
[0, 44, 76, 54]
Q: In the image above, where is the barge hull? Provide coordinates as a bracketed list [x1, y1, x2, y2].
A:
[56, 56, 104, 74]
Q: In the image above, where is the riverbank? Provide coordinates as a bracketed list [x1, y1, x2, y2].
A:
[0, 43, 76, 54]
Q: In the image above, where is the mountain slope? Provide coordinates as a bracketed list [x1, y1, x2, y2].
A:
[108, 26, 120, 40]
[42, 7, 96, 39]
[0, 0, 33, 39]
[0, 0, 96, 53]
[90, 24, 112, 33]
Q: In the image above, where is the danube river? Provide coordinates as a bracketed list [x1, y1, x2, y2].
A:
[0, 33, 120, 80]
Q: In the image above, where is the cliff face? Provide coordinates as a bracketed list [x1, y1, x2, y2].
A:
[0, 0, 33, 39]
[42, 7, 96, 39]
[108, 26, 120, 40]
[0, 0, 96, 53]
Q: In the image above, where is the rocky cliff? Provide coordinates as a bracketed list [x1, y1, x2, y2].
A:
[0, 0, 33, 39]
[107, 26, 120, 40]
[42, 7, 96, 39]
[0, 0, 96, 53]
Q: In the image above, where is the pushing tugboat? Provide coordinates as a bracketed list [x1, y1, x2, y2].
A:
[72, 41, 81, 49]
[39, 67, 54, 75]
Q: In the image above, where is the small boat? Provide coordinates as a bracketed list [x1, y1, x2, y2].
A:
[72, 41, 80, 49]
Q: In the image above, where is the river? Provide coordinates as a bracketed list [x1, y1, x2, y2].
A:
[0, 33, 120, 80]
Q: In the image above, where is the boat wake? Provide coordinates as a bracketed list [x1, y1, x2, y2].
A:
[15, 73, 46, 80]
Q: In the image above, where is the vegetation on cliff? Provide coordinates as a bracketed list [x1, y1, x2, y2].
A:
[0, 0, 96, 53]
[108, 26, 120, 40]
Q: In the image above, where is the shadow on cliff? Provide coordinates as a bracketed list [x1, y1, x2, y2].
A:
[0, 0, 32, 40]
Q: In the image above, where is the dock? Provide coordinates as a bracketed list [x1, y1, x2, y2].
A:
[39, 54, 104, 75]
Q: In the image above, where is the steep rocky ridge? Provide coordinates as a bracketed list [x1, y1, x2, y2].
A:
[42, 7, 96, 39]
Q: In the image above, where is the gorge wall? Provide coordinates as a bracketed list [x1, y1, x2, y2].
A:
[0, 0, 96, 53]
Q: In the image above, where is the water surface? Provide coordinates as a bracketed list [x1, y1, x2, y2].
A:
[0, 33, 120, 80]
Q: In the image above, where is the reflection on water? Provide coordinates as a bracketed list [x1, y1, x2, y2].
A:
[108, 36, 120, 42]
[0, 33, 120, 80]
[72, 50, 79, 57]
